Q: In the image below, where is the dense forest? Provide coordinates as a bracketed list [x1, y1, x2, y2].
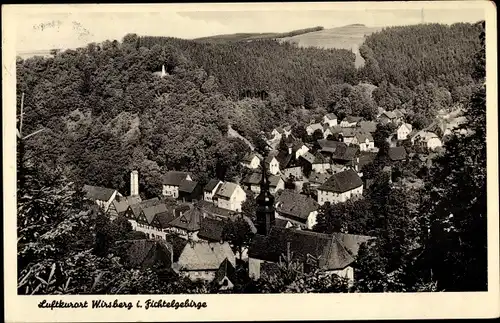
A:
[16, 21, 486, 293]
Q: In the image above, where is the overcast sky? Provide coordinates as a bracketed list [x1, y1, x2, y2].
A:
[14, 4, 486, 52]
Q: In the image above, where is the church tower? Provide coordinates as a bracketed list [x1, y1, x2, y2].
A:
[255, 162, 276, 236]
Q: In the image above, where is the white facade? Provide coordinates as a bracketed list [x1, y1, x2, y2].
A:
[204, 181, 223, 203]
[397, 124, 412, 141]
[295, 145, 309, 159]
[323, 115, 338, 127]
[162, 184, 180, 198]
[268, 157, 280, 175]
[306, 124, 324, 136]
[359, 139, 375, 152]
[340, 121, 357, 128]
[312, 163, 331, 174]
[271, 129, 282, 141]
[216, 184, 246, 212]
[317, 185, 363, 206]
[427, 138, 443, 150]
[343, 136, 358, 145]
[243, 156, 261, 169]
[324, 266, 355, 285]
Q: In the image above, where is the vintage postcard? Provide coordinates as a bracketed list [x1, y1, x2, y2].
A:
[3, 1, 499, 322]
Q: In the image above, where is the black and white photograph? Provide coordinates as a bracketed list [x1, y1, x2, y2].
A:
[3, 1, 499, 321]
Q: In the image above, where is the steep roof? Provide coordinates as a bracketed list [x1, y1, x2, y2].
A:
[83, 185, 116, 202]
[355, 131, 374, 143]
[179, 179, 198, 194]
[168, 206, 203, 232]
[242, 152, 259, 163]
[275, 151, 294, 169]
[197, 200, 237, 218]
[204, 179, 222, 192]
[332, 145, 359, 161]
[119, 239, 173, 269]
[318, 169, 363, 193]
[308, 171, 330, 185]
[162, 171, 191, 186]
[155, 211, 176, 229]
[325, 113, 337, 120]
[275, 190, 319, 222]
[242, 172, 282, 187]
[344, 116, 362, 123]
[198, 217, 225, 242]
[359, 121, 377, 133]
[111, 195, 142, 214]
[142, 203, 169, 224]
[399, 123, 413, 133]
[175, 241, 236, 271]
[382, 111, 396, 119]
[357, 152, 377, 169]
[214, 258, 237, 285]
[393, 109, 404, 118]
[313, 153, 328, 165]
[300, 151, 316, 164]
[129, 197, 161, 217]
[248, 227, 374, 270]
[214, 182, 240, 199]
[307, 123, 324, 131]
[317, 139, 347, 154]
[388, 147, 407, 161]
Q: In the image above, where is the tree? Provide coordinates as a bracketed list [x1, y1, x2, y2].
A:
[312, 129, 324, 142]
[222, 216, 255, 260]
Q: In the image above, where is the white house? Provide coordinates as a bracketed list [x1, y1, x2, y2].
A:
[213, 182, 246, 212]
[306, 123, 324, 136]
[82, 185, 122, 213]
[264, 155, 280, 175]
[162, 171, 192, 198]
[410, 131, 443, 150]
[248, 227, 374, 284]
[323, 113, 338, 127]
[203, 179, 223, 203]
[242, 172, 285, 195]
[356, 132, 375, 152]
[397, 123, 413, 141]
[173, 241, 236, 282]
[275, 190, 320, 230]
[311, 154, 331, 174]
[340, 116, 362, 128]
[340, 128, 358, 145]
[317, 169, 363, 206]
[271, 126, 292, 141]
[241, 152, 261, 169]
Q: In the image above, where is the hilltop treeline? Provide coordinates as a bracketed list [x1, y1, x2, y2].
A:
[194, 26, 325, 43]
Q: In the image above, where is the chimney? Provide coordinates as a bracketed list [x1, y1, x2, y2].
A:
[288, 146, 293, 155]
[130, 170, 139, 196]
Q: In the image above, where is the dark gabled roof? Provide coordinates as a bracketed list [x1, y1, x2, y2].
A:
[300, 151, 316, 164]
[198, 217, 225, 242]
[275, 190, 319, 222]
[318, 169, 363, 193]
[142, 203, 169, 224]
[179, 179, 198, 194]
[332, 145, 359, 161]
[242, 172, 281, 188]
[393, 109, 404, 118]
[317, 139, 347, 154]
[111, 195, 142, 214]
[162, 171, 191, 186]
[204, 179, 222, 192]
[357, 152, 377, 169]
[119, 239, 173, 269]
[248, 227, 374, 270]
[356, 131, 374, 143]
[274, 218, 293, 228]
[129, 197, 161, 217]
[388, 147, 407, 161]
[275, 150, 294, 169]
[168, 206, 202, 232]
[83, 185, 116, 202]
[214, 258, 237, 285]
[382, 111, 396, 119]
[197, 200, 237, 218]
[155, 211, 176, 229]
[308, 171, 330, 185]
[344, 116, 362, 123]
[242, 152, 259, 163]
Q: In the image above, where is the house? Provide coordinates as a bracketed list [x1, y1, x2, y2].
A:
[178, 180, 202, 202]
[248, 227, 374, 282]
[117, 239, 173, 269]
[162, 171, 192, 198]
[340, 116, 362, 128]
[323, 113, 338, 127]
[410, 131, 443, 150]
[241, 152, 261, 169]
[167, 205, 203, 239]
[379, 110, 402, 125]
[172, 241, 236, 282]
[214, 258, 237, 290]
[123, 197, 161, 229]
[397, 123, 413, 141]
[198, 217, 225, 242]
[311, 153, 331, 174]
[275, 190, 320, 229]
[308, 171, 330, 189]
[271, 125, 292, 141]
[107, 195, 142, 219]
[82, 185, 121, 212]
[135, 202, 172, 239]
[242, 172, 285, 195]
[213, 182, 246, 212]
[203, 179, 223, 203]
[358, 121, 377, 134]
[150, 209, 177, 234]
[306, 123, 324, 136]
[290, 140, 309, 159]
[316, 139, 347, 156]
[339, 128, 358, 145]
[264, 154, 280, 175]
[276, 150, 302, 180]
[388, 146, 408, 162]
[356, 131, 375, 152]
[323, 126, 341, 139]
[393, 109, 405, 120]
[198, 200, 240, 219]
[331, 145, 359, 167]
[317, 169, 363, 205]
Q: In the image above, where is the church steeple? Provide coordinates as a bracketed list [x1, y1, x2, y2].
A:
[255, 160, 275, 236]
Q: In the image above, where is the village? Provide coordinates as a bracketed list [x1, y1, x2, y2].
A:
[82, 103, 467, 291]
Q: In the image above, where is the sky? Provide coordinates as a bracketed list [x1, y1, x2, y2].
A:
[13, 3, 486, 52]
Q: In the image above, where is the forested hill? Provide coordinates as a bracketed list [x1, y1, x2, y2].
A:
[16, 22, 483, 198]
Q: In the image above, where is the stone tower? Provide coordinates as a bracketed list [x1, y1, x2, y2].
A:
[255, 162, 275, 236]
[130, 170, 139, 197]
